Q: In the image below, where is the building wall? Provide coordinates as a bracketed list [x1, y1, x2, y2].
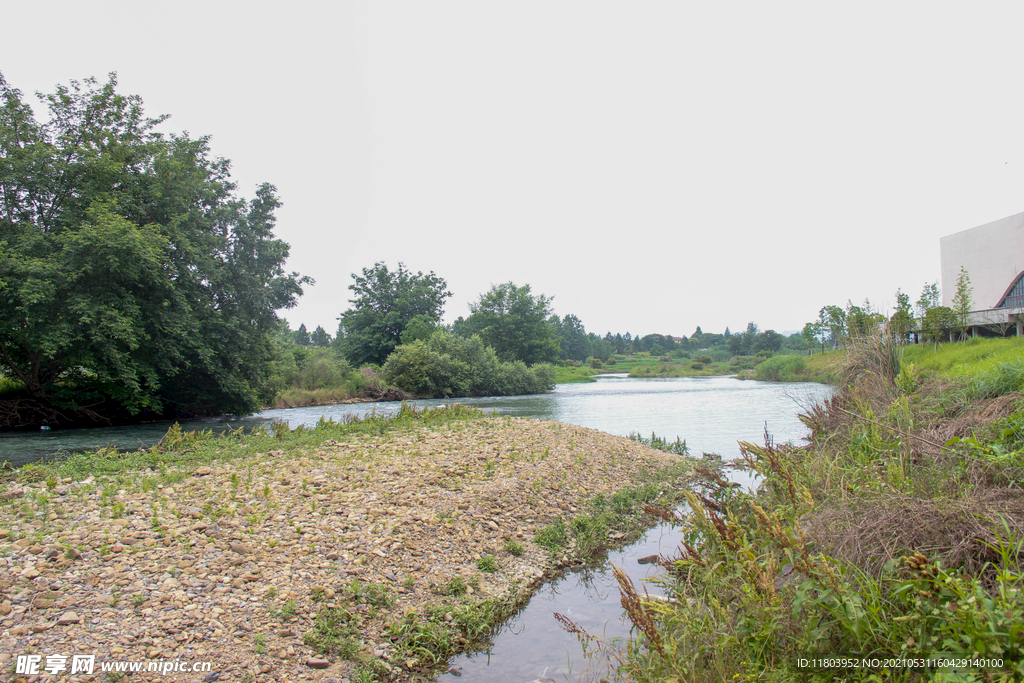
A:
[940, 211, 1024, 310]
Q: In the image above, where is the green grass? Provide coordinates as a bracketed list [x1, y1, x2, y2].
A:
[902, 335, 1024, 377]
[628, 361, 735, 378]
[533, 459, 698, 560]
[503, 539, 524, 556]
[902, 337, 1024, 401]
[553, 365, 598, 383]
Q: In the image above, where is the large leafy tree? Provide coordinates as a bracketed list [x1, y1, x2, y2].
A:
[338, 262, 451, 366]
[0, 73, 308, 420]
[553, 313, 589, 361]
[463, 282, 559, 364]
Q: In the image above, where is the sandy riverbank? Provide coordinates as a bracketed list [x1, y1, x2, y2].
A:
[0, 416, 691, 682]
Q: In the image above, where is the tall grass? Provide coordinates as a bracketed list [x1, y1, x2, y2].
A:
[965, 352, 1024, 399]
[903, 336, 1024, 376]
[605, 335, 1024, 682]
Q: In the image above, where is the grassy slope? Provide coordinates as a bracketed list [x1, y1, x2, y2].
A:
[610, 335, 1024, 682]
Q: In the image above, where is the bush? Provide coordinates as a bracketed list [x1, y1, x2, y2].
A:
[690, 362, 705, 370]
[693, 354, 713, 364]
[752, 354, 807, 381]
[590, 358, 603, 369]
[382, 330, 554, 398]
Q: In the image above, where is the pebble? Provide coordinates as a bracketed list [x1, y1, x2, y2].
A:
[0, 418, 685, 682]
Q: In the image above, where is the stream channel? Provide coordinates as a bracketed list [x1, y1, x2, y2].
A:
[0, 374, 832, 682]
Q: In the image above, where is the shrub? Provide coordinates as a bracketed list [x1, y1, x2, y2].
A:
[753, 354, 807, 381]
[693, 354, 713, 364]
[590, 358, 603, 369]
[690, 362, 705, 370]
[382, 330, 554, 398]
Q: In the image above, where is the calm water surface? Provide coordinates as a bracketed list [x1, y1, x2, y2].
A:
[0, 375, 830, 682]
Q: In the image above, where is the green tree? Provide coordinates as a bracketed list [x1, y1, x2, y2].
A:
[309, 325, 332, 348]
[952, 266, 973, 341]
[555, 313, 589, 361]
[293, 323, 311, 346]
[803, 321, 826, 354]
[588, 333, 613, 362]
[916, 282, 940, 320]
[819, 306, 847, 350]
[0, 73, 307, 419]
[889, 288, 914, 343]
[846, 299, 884, 338]
[338, 262, 451, 366]
[463, 282, 559, 364]
[922, 305, 955, 346]
[753, 329, 783, 353]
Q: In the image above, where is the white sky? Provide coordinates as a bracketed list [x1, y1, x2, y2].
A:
[5, 2, 1024, 339]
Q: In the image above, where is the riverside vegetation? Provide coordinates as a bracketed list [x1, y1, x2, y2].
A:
[0, 404, 708, 682]
[589, 335, 1024, 682]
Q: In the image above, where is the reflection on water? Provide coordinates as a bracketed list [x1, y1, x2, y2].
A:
[436, 520, 688, 683]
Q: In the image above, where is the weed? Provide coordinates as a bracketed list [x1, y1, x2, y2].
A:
[345, 578, 395, 608]
[477, 555, 498, 572]
[303, 607, 361, 658]
[535, 520, 567, 552]
[433, 576, 467, 596]
[253, 633, 266, 654]
[269, 599, 297, 621]
[503, 539, 524, 556]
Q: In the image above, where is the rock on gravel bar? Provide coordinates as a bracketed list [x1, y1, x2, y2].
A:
[0, 418, 685, 682]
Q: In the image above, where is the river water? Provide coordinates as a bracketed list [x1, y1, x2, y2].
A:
[0, 374, 831, 681]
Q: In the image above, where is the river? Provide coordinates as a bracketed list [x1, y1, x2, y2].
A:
[0, 374, 831, 681]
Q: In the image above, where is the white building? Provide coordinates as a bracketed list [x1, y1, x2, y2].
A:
[939, 211, 1024, 335]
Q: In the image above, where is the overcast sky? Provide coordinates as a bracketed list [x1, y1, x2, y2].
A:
[4, 2, 1024, 338]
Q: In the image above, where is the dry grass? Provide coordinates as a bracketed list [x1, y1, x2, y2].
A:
[790, 334, 1024, 578]
[804, 489, 1024, 576]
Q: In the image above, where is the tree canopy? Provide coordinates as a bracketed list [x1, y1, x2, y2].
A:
[0, 73, 308, 423]
[462, 282, 559, 365]
[337, 262, 451, 367]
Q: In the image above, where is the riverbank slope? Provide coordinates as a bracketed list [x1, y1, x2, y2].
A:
[0, 406, 695, 682]
[614, 335, 1024, 681]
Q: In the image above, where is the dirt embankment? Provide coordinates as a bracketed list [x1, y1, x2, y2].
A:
[0, 418, 683, 682]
